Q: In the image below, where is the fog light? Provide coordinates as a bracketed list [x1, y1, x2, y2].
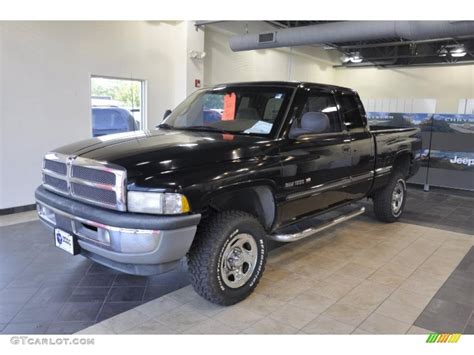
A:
[116, 230, 161, 253]
[37, 204, 56, 224]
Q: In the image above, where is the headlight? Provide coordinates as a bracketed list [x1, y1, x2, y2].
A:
[127, 191, 190, 215]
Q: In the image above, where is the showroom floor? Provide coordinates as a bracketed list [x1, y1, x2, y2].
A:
[0, 220, 190, 334]
[0, 186, 472, 334]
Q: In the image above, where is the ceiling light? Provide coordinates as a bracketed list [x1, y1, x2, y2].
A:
[438, 47, 448, 57]
[350, 54, 363, 63]
[450, 45, 466, 58]
[341, 52, 363, 64]
[349, 52, 363, 63]
[340, 54, 351, 63]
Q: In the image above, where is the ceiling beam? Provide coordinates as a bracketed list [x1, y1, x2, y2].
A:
[194, 21, 226, 28]
[334, 59, 474, 69]
[329, 35, 474, 50]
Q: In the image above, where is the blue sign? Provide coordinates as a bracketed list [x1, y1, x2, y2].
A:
[367, 112, 474, 190]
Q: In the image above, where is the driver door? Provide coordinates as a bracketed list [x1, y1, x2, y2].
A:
[275, 89, 352, 226]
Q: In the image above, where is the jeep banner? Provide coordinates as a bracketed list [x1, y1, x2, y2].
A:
[367, 112, 474, 191]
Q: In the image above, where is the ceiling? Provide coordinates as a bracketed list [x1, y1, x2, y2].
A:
[267, 21, 474, 68]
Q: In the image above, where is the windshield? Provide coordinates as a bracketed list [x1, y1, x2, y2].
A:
[161, 86, 293, 136]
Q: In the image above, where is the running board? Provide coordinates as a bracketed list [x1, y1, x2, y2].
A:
[269, 206, 366, 243]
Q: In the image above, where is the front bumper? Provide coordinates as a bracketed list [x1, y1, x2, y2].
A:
[35, 186, 201, 275]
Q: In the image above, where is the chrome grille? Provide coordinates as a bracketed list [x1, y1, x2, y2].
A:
[44, 159, 67, 175]
[44, 175, 68, 193]
[71, 165, 116, 185]
[71, 183, 117, 205]
[42, 152, 127, 211]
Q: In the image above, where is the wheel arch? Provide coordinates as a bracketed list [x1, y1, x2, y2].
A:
[201, 183, 276, 231]
[392, 151, 413, 178]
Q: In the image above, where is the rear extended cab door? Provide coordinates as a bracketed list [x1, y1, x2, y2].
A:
[335, 91, 376, 200]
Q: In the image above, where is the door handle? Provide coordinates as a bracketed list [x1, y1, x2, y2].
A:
[342, 145, 351, 152]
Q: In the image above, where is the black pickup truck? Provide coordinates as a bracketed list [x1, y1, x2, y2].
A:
[36, 81, 421, 305]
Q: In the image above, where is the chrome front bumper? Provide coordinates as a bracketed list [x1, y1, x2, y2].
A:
[35, 186, 201, 275]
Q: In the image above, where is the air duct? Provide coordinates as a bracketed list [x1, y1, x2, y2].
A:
[229, 21, 474, 52]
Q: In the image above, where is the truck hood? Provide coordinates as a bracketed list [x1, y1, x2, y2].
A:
[54, 129, 275, 181]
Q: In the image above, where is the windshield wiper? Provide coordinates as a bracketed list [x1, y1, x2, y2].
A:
[184, 126, 234, 134]
[158, 124, 239, 135]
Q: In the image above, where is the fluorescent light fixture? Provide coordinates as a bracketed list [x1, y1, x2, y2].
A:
[438, 47, 448, 57]
[450, 45, 466, 57]
[340, 54, 351, 63]
[350, 54, 363, 63]
[341, 52, 363, 64]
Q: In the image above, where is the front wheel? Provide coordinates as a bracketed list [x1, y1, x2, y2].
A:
[372, 171, 407, 223]
[187, 211, 267, 305]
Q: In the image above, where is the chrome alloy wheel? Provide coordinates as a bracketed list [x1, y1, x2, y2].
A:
[220, 233, 258, 289]
[391, 179, 405, 216]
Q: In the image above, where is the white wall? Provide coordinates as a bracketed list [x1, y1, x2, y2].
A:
[333, 65, 474, 114]
[362, 97, 437, 114]
[204, 26, 335, 86]
[458, 98, 474, 114]
[185, 23, 205, 96]
[0, 21, 193, 209]
[204, 23, 473, 115]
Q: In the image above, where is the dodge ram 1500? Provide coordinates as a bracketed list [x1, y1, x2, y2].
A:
[36, 81, 421, 305]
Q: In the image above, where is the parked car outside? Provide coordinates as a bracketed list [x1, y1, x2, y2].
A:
[92, 107, 138, 137]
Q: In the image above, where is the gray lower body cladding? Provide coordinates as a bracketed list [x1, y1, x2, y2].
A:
[35, 186, 201, 275]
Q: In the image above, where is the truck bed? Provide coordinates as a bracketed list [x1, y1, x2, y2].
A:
[369, 125, 422, 193]
[369, 125, 420, 134]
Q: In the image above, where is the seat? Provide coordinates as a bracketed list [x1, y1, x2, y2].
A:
[289, 112, 330, 138]
[236, 107, 261, 120]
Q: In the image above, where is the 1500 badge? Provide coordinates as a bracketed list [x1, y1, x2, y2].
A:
[285, 177, 311, 188]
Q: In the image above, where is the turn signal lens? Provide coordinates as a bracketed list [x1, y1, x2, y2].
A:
[127, 191, 191, 215]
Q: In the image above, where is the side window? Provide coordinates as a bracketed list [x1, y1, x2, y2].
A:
[290, 93, 341, 137]
[338, 94, 365, 129]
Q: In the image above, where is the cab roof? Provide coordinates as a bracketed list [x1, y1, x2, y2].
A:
[212, 81, 356, 94]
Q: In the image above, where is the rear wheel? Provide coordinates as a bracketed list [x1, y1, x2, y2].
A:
[373, 171, 407, 223]
[187, 210, 267, 305]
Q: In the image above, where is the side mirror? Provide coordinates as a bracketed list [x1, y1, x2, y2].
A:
[163, 109, 172, 119]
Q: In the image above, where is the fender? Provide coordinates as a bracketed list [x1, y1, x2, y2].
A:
[200, 180, 278, 230]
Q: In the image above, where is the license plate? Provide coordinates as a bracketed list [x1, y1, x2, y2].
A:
[54, 228, 76, 255]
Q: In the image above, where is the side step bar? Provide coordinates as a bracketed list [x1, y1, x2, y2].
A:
[269, 206, 366, 243]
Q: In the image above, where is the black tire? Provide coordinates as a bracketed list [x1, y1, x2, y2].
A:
[372, 171, 407, 223]
[187, 210, 267, 306]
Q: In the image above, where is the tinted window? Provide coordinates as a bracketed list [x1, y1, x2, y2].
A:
[338, 94, 364, 129]
[290, 93, 341, 135]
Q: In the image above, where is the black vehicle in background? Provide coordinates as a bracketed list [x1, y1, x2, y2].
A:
[36, 82, 421, 305]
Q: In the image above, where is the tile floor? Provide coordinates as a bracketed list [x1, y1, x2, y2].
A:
[77, 218, 473, 335]
[414, 247, 474, 333]
[0, 221, 190, 334]
[1, 185, 473, 335]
